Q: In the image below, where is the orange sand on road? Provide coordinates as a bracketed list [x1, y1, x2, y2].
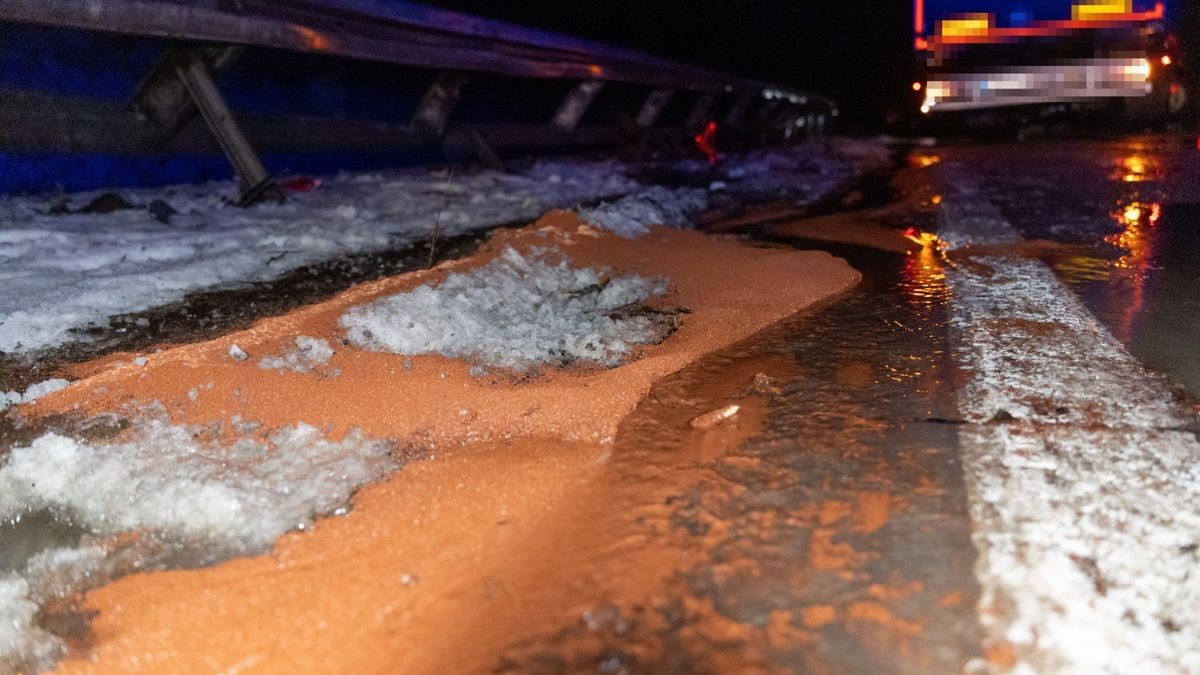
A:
[32, 211, 858, 448]
[20, 211, 860, 674]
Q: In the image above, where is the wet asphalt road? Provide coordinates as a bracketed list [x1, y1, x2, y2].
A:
[937, 134, 1200, 399]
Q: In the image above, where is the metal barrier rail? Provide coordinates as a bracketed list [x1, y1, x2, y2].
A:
[0, 0, 836, 201]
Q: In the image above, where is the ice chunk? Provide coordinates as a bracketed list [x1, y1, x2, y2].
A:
[228, 343, 249, 361]
[340, 247, 670, 372]
[259, 336, 334, 373]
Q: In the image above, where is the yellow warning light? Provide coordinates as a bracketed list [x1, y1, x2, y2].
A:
[937, 13, 992, 37]
[1072, 0, 1132, 21]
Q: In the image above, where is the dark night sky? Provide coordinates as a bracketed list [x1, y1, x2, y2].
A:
[423, 1, 1200, 130]
[421, 1, 916, 130]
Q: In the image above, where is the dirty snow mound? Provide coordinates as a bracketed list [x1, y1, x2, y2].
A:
[576, 186, 707, 237]
[340, 247, 670, 371]
[0, 141, 892, 355]
[259, 336, 334, 373]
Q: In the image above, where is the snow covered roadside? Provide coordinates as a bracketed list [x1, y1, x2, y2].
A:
[0, 160, 635, 355]
[0, 140, 885, 356]
[937, 167, 1200, 674]
[0, 414, 395, 672]
[340, 246, 670, 372]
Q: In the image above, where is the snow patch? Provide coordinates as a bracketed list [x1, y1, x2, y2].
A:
[259, 336, 334, 374]
[1, 545, 132, 672]
[0, 575, 48, 673]
[0, 418, 395, 552]
[0, 378, 70, 413]
[0, 160, 639, 355]
[0, 412, 398, 670]
[340, 247, 670, 372]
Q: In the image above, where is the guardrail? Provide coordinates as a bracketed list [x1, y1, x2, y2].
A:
[0, 0, 837, 202]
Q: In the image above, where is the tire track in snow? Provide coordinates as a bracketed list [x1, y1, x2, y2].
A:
[937, 166, 1200, 674]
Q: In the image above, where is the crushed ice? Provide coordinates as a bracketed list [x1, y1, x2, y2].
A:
[340, 247, 671, 372]
[0, 418, 394, 551]
[259, 336, 335, 374]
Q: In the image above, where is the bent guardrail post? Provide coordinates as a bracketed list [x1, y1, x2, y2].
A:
[173, 51, 279, 205]
[635, 88, 675, 128]
[551, 80, 605, 133]
[411, 72, 468, 138]
[131, 45, 243, 145]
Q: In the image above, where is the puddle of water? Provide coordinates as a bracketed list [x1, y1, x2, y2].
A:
[496, 236, 982, 672]
[1062, 203, 1200, 398]
[0, 511, 88, 574]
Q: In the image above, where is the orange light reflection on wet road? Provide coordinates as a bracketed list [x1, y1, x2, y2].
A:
[901, 230, 950, 311]
[909, 154, 941, 169]
[1111, 153, 1160, 183]
[1106, 200, 1161, 341]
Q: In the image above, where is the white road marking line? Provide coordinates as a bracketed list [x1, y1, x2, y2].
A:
[938, 167, 1200, 674]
